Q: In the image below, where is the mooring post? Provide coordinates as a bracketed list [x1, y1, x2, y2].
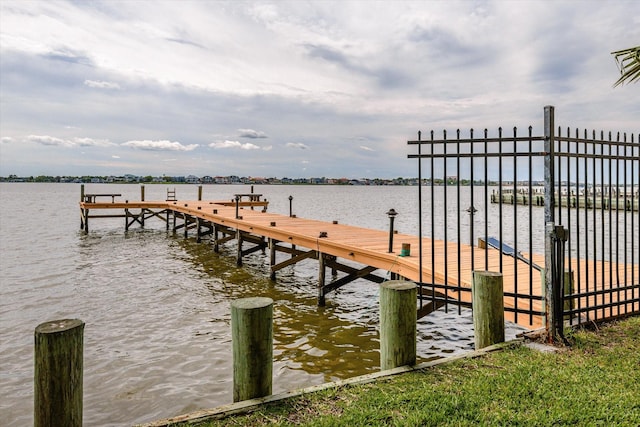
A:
[380, 280, 417, 370]
[472, 271, 505, 350]
[34, 319, 84, 427]
[140, 185, 145, 201]
[231, 297, 273, 402]
[198, 185, 202, 201]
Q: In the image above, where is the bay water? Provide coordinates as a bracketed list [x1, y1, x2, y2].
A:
[1, 182, 545, 426]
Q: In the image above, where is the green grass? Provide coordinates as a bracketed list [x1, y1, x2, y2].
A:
[182, 317, 640, 426]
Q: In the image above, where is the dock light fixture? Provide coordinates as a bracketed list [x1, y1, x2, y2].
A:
[386, 208, 398, 253]
[289, 195, 293, 217]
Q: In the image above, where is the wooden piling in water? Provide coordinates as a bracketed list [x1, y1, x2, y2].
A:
[472, 271, 505, 350]
[379, 280, 417, 370]
[34, 319, 84, 427]
[231, 297, 273, 402]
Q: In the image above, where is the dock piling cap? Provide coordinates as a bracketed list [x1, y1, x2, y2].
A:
[231, 297, 273, 310]
[381, 280, 416, 291]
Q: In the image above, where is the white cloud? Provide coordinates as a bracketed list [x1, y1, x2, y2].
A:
[27, 135, 74, 147]
[238, 128, 268, 138]
[111, 155, 120, 159]
[1, 137, 13, 143]
[26, 135, 114, 148]
[122, 140, 198, 151]
[359, 145, 374, 151]
[286, 142, 309, 150]
[84, 79, 120, 89]
[209, 140, 260, 150]
[73, 137, 114, 147]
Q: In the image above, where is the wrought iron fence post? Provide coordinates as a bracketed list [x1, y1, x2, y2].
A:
[543, 106, 556, 339]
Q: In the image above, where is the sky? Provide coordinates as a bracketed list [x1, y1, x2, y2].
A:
[0, 0, 638, 179]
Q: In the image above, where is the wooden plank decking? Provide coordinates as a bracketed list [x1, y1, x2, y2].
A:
[80, 199, 639, 330]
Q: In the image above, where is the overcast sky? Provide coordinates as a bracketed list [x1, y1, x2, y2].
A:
[1, 1, 638, 179]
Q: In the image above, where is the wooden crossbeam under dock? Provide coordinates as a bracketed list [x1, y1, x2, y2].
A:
[80, 199, 639, 330]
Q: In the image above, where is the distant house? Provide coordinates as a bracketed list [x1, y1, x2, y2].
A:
[185, 175, 200, 184]
[201, 175, 214, 184]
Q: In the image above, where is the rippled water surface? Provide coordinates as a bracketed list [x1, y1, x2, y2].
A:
[1, 183, 529, 426]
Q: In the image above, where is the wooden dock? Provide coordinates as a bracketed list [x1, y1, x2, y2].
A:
[80, 195, 639, 330]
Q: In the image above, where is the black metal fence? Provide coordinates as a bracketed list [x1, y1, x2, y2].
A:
[408, 105, 639, 336]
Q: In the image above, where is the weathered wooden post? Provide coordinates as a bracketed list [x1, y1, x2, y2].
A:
[564, 270, 574, 320]
[380, 280, 417, 370]
[34, 319, 84, 427]
[472, 271, 505, 349]
[231, 297, 273, 402]
[140, 185, 145, 227]
[198, 185, 203, 201]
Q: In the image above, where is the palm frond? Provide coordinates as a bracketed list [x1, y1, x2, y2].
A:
[611, 46, 640, 87]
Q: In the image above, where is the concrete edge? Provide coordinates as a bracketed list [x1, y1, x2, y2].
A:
[135, 339, 522, 427]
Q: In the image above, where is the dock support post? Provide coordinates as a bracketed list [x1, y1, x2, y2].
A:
[232, 297, 273, 402]
[184, 214, 188, 238]
[214, 224, 220, 253]
[269, 239, 277, 280]
[82, 209, 88, 233]
[236, 230, 243, 266]
[166, 210, 170, 231]
[125, 208, 129, 231]
[198, 185, 202, 201]
[318, 253, 326, 306]
[141, 185, 145, 201]
[380, 280, 417, 370]
[472, 271, 505, 350]
[34, 319, 84, 427]
[196, 218, 202, 243]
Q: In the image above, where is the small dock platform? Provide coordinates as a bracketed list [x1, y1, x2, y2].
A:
[79, 192, 638, 330]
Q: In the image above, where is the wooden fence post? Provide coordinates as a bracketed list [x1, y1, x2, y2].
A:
[34, 319, 84, 427]
[472, 271, 505, 350]
[564, 270, 574, 320]
[231, 297, 273, 402]
[379, 280, 417, 370]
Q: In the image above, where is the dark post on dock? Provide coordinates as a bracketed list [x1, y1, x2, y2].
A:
[34, 319, 84, 427]
[472, 271, 505, 349]
[231, 297, 273, 402]
[379, 280, 417, 370]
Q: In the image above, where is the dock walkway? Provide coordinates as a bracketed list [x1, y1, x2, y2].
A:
[80, 198, 638, 330]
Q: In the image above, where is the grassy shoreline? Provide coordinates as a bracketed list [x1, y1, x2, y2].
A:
[168, 317, 639, 426]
